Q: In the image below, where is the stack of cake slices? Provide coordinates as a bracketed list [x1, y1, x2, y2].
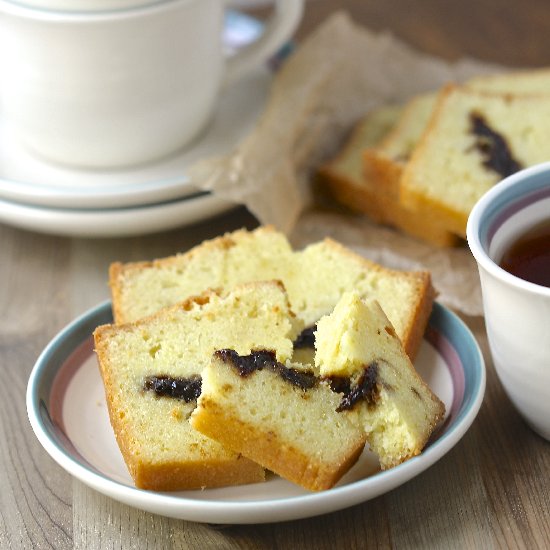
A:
[94, 226, 444, 492]
[319, 67, 550, 245]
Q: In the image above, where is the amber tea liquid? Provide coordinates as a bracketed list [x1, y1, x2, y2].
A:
[499, 219, 550, 287]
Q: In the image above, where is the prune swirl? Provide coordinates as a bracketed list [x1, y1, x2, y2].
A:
[215, 349, 317, 390]
[469, 112, 522, 178]
[143, 374, 202, 402]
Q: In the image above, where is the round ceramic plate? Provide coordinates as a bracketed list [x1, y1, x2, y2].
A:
[27, 301, 485, 524]
[0, 11, 269, 210]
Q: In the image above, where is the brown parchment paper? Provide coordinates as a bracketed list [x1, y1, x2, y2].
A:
[189, 11, 507, 317]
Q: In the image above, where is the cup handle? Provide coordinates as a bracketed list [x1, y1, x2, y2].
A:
[224, 0, 304, 85]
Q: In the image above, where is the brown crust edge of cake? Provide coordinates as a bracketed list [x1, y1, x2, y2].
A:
[191, 394, 366, 492]
[319, 162, 460, 248]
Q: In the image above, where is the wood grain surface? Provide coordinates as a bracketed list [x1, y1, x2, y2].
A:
[1, 1, 549, 548]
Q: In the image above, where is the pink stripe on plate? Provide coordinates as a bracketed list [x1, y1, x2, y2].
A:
[425, 325, 465, 426]
[49, 337, 95, 462]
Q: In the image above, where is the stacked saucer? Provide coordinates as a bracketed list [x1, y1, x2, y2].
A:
[0, 11, 270, 238]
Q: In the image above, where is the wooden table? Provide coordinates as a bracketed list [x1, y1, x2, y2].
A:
[3, 1, 549, 548]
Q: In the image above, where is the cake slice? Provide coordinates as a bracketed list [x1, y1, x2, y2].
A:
[400, 85, 550, 237]
[318, 103, 458, 247]
[190, 349, 367, 491]
[321, 103, 403, 205]
[190, 290, 444, 489]
[362, 92, 438, 190]
[363, 69, 550, 197]
[109, 226, 435, 360]
[314, 292, 445, 469]
[93, 281, 302, 491]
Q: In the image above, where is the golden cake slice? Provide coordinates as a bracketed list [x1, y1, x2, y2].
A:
[191, 290, 444, 490]
[109, 226, 435, 361]
[315, 292, 445, 469]
[318, 101, 458, 247]
[362, 92, 438, 190]
[363, 68, 550, 199]
[93, 281, 301, 491]
[400, 84, 550, 236]
[191, 349, 367, 492]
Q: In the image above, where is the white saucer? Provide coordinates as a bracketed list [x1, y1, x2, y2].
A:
[0, 11, 270, 210]
[0, 193, 235, 238]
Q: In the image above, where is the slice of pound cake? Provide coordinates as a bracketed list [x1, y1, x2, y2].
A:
[400, 85, 550, 237]
[362, 92, 438, 190]
[363, 69, 550, 202]
[190, 290, 444, 489]
[109, 226, 435, 360]
[93, 281, 301, 491]
[315, 292, 445, 469]
[190, 349, 367, 491]
[318, 103, 458, 247]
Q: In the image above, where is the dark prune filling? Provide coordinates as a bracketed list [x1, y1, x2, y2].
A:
[469, 112, 523, 178]
[324, 362, 380, 412]
[143, 352, 381, 411]
[293, 325, 316, 349]
[143, 374, 202, 402]
[215, 349, 317, 390]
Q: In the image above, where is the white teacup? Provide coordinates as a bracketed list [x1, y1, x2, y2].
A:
[0, 0, 303, 168]
[467, 162, 550, 441]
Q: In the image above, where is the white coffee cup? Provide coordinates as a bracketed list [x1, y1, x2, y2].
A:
[0, 0, 303, 168]
[467, 162, 550, 441]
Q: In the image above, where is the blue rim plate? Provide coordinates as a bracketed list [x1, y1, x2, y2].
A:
[27, 300, 485, 524]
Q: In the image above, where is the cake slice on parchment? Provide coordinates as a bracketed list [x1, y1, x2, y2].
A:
[354, 69, 550, 240]
[400, 84, 550, 237]
[93, 281, 302, 491]
[362, 69, 550, 205]
[361, 92, 438, 193]
[318, 100, 458, 247]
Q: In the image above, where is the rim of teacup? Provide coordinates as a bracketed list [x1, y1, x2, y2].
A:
[0, 0, 188, 20]
[466, 161, 550, 297]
